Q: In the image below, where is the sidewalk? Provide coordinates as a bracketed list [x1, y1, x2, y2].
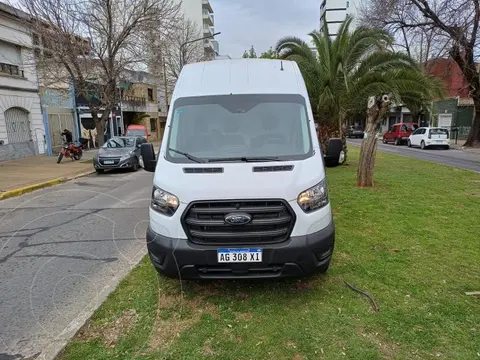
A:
[450, 140, 480, 155]
[0, 150, 97, 195]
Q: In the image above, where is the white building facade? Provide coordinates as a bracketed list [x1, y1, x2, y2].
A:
[178, 0, 218, 58]
[0, 3, 44, 161]
[319, 0, 358, 37]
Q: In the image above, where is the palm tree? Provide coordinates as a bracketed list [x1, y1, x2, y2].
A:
[275, 16, 442, 139]
[276, 16, 444, 186]
[131, 112, 150, 125]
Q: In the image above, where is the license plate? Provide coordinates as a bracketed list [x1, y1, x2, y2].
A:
[217, 248, 262, 263]
[104, 160, 114, 164]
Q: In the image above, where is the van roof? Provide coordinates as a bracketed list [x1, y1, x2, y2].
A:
[174, 59, 306, 98]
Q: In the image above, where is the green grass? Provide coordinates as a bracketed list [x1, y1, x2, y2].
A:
[56, 148, 480, 360]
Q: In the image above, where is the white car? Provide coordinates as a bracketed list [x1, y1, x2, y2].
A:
[407, 127, 450, 150]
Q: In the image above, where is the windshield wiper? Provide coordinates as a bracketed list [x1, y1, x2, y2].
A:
[168, 148, 206, 163]
[206, 156, 281, 163]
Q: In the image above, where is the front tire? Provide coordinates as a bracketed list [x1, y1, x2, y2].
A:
[95, 169, 104, 174]
[420, 140, 426, 150]
[407, 139, 412, 147]
[444, 145, 450, 150]
[57, 153, 63, 163]
[132, 159, 139, 172]
[394, 138, 400, 146]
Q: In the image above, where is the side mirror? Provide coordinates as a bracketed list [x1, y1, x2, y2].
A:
[141, 143, 157, 172]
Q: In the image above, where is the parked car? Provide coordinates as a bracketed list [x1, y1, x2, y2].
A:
[126, 124, 148, 140]
[140, 59, 335, 280]
[383, 122, 419, 145]
[347, 125, 364, 138]
[408, 127, 450, 150]
[93, 136, 146, 173]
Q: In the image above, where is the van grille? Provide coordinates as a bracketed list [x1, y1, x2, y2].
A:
[182, 200, 296, 245]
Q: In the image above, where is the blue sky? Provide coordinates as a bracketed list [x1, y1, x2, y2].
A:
[210, 0, 319, 58]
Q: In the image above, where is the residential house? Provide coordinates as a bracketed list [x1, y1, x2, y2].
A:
[426, 58, 478, 137]
[0, 2, 45, 161]
[121, 70, 163, 140]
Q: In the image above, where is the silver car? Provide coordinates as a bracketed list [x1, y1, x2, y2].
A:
[93, 136, 146, 173]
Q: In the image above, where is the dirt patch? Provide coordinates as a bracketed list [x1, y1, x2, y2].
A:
[292, 354, 304, 360]
[77, 308, 138, 348]
[148, 292, 219, 351]
[357, 328, 398, 358]
[235, 312, 252, 321]
[285, 340, 297, 349]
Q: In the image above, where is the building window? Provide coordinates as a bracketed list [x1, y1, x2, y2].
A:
[0, 63, 23, 77]
[150, 118, 157, 131]
[147, 88, 154, 101]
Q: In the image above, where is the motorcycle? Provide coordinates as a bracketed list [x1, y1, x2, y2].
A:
[57, 139, 83, 163]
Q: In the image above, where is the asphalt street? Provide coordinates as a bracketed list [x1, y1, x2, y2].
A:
[348, 138, 480, 172]
[0, 169, 154, 359]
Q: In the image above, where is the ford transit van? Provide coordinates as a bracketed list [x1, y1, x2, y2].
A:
[141, 59, 335, 279]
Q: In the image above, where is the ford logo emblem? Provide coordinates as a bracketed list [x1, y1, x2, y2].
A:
[224, 212, 252, 225]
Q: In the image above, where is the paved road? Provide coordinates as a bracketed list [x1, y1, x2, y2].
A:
[0, 169, 153, 359]
[348, 138, 480, 172]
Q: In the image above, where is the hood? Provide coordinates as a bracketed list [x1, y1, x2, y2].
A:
[153, 153, 325, 204]
[98, 148, 133, 157]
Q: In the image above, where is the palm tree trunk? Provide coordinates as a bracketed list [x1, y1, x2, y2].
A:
[356, 96, 390, 187]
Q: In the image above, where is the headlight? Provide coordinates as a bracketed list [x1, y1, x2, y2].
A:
[297, 179, 329, 213]
[151, 186, 179, 216]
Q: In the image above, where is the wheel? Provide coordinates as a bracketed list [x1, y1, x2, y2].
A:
[394, 138, 400, 146]
[73, 151, 83, 161]
[407, 139, 412, 147]
[95, 169, 104, 174]
[420, 140, 426, 150]
[382, 138, 387, 144]
[57, 153, 63, 163]
[444, 145, 450, 150]
[132, 159, 139, 172]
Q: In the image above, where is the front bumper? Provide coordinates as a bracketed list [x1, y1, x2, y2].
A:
[93, 157, 135, 169]
[146, 222, 335, 279]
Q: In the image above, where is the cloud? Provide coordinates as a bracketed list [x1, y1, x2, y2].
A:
[211, 0, 319, 58]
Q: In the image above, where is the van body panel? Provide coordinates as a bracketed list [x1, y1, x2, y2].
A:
[147, 59, 334, 279]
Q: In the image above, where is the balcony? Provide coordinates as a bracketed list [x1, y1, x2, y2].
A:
[202, 0, 213, 13]
[0, 62, 25, 78]
[122, 96, 147, 112]
[203, 24, 213, 37]
[202, 10, 214, 26]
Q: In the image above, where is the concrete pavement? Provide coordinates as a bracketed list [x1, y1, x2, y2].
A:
[0, 150, 98, 193]
[348, 138, 480, 172]
[0, 169, 153, 359]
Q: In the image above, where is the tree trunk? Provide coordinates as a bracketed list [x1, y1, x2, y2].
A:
[356, 111, 379, 187]
[91, 108, 107, 147]
[356, 96, 390, 187]
[464, 96, 480, 147]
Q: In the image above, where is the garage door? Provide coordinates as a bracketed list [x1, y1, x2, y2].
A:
[5, 107, 31, 143]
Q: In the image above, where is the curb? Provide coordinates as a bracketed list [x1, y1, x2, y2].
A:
[0, 170, 96, 201]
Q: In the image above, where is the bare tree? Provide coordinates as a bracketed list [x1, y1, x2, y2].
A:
[155, 17, 209, 89]
[360, 0, 480, 147]
[21, 0, 179, 146]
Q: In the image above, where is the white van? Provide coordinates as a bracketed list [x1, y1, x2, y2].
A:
[141, 59, 335, 279]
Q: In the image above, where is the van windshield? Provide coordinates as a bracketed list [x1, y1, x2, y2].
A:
[166, 94, 313, 163]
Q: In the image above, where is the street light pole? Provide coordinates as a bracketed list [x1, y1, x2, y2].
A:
[179, 31, 221, 70]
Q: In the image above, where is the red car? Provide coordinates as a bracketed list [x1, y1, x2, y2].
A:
[383, 122, 419, 145]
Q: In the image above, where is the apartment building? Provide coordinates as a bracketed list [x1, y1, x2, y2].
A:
[0, 2, 45, 161]
[179, 0, 218, 58]
[319, 0, 358, 37]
